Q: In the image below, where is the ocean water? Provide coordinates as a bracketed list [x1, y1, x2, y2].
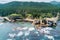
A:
[0, 22, 60, 40]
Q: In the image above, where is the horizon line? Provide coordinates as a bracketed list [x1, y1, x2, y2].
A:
[0, 0, 59, 4]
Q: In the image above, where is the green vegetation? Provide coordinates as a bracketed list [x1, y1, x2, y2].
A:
[0, 1, 60, 19]
[9, 14, 23, 18]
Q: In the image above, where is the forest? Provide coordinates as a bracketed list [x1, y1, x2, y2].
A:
[0, 1, 60, 19]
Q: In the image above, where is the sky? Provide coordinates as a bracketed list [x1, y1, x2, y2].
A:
[0, 0, 60, 3]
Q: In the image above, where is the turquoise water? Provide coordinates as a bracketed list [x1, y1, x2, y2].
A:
[0, 22, 33, 40]
[0, 22, 60, 40]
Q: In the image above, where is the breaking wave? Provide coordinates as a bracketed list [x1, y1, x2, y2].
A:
[7, 27, 60, 40]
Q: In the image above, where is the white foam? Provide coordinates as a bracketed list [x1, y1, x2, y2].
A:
[45, 35, 54, 40]
[8, 33, 16, 38]
[26, 38, 29, 40]
[35, 31, 40, 36]
[24, 31, 30, 36]
[0, 23, 3, 25]
[22, 27, 28, 30]
[44, 27, 53, 31]
[7, 39, 12, 40]
[28, 27, 35, 31]
[39, 27, 53, 34]
[35, 31, 39, 34]
[40, 29, 50, 34]
[16, 27, 23, 30]
[17, 31, 23, 36]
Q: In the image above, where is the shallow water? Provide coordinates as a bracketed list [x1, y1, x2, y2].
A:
[0, 22, 60, 40]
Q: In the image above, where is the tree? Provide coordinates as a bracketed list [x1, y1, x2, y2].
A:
[26, 14, 33, 19]
[8, 13, 23, 19]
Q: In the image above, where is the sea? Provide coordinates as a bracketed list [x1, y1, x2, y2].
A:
[0, 21, 60, 40]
